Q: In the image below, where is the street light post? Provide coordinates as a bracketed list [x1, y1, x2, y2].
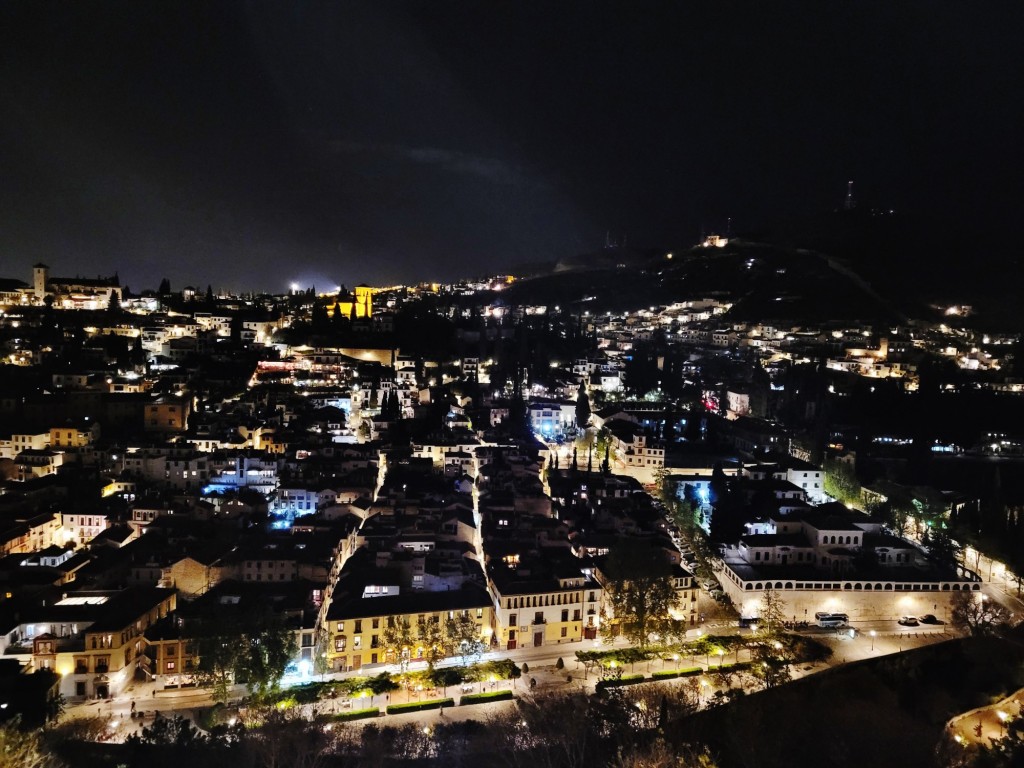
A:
[870, 630, 876, 651]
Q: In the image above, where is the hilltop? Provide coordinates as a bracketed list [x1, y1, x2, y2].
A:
[501, 238, 902, 325]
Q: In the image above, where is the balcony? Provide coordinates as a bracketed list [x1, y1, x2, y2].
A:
[531, 618, 547, 626]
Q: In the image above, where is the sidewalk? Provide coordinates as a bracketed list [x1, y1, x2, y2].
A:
[947, 687, 1024, 746]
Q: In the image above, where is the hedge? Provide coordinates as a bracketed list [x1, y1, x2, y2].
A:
[330, 707, 380, 722]
[459, 690, 514, 705]
[386, 697, 455, 715]
[595, 674, 646, 691]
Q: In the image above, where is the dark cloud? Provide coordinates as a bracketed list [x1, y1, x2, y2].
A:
[0, 1, 1020, 291]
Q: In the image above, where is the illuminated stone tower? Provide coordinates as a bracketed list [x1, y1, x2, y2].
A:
[32, 263, 49, 302]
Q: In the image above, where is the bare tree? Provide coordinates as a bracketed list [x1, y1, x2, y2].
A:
[239, 709, 337, 768]
[950, 590, 1010, 636]
[620, 679, 701, 731]
[489, 692, 597, 768]
[0, 718, 63, 768]
[613, 740, 720, 768]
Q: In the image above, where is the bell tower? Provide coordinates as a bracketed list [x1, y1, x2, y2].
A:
[33, 263, 49, 302]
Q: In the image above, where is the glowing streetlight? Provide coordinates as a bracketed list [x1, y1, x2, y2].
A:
[870, 630, 877, 651]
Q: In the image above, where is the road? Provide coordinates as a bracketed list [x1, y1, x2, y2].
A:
[62, 618, 957, 742]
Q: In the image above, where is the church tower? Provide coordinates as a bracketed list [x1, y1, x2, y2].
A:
[32, 263, 49, 302]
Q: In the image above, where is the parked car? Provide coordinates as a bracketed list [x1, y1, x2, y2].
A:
[918, 614, 944, 624]
[897, 616, 919, 626]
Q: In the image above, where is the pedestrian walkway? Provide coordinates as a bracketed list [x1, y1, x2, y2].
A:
[947, 688, 1024, 747]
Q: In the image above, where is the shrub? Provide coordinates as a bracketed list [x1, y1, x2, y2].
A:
[195, 703, 227, 730]
[555, 658, 564, 670]
[386, 698, 454, 715]
[459, 690, 514, 705]
[465, 659, 521, 683]
[595, 674, 646, 692]
[521, 663, 529, 674]
[288, 682, 327, 704]
[652, 670, 680, 680]
[331, 707, 380, 722]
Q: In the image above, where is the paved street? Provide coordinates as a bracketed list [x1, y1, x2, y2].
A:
[60, 616, 959, 742]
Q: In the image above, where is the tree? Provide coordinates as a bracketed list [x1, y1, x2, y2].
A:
[950, 590, 1010, 636]
[749, 641, 792, 690]
[418, 618, 451, 669]
[0, 717, 62, 768]
[192, 606, 298, 702]
[757, 588, 786, 638]
[130, 714, 209, 750]
[311, 301, 329, 331]
[235, 609, 298, 699]
[313, 629, 332, 679]
[381, 617, 416, 675]
[924, 527, 961, 572]
[654, 467, 678, 511]
[193, 612, 242, 703]
[602, 538, 681, 648]
[158, 277, 171, 295]
[708, 465, 745, 544]
[446, 613, 485, 667]
[823, 456, 860, 505]
[576, 384, 591, 430]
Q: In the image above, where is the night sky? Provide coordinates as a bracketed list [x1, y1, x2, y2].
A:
[1, 2, 1020, 292]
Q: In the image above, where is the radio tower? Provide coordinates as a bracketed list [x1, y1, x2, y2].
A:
[844, 180, 855, 210]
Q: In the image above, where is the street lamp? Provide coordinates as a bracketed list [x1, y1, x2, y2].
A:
[998, 710, 1009, 738]
[870, 630, 877, 651]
